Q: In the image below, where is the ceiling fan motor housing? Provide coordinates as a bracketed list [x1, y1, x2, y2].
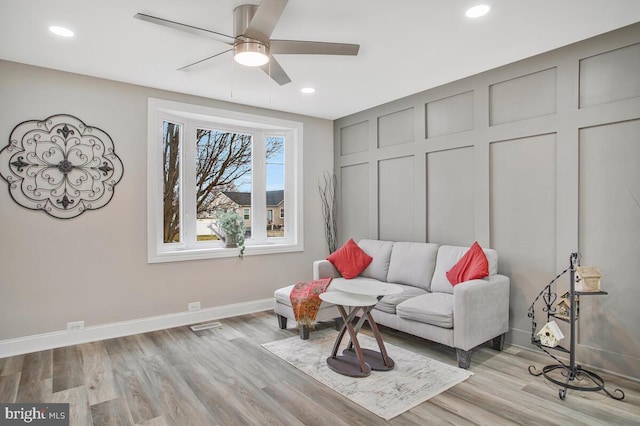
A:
[235, 40, 269, 58]
[234, 4, 259, 39]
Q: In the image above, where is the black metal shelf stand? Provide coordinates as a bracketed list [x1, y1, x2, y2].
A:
[527, 253, 625, 400]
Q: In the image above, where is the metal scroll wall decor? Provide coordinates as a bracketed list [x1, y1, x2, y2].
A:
[0, 114, 124, 219]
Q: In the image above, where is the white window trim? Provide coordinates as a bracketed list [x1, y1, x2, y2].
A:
[147, 98, 304, 263]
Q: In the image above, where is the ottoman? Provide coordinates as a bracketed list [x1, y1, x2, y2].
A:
[273, 284, 342, 339]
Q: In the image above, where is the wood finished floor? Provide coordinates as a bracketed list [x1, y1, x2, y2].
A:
[1, 311, 639, 425]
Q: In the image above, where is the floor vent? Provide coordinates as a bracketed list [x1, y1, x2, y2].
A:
[190, 322, 223, 332]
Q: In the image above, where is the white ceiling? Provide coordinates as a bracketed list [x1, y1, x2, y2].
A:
[2, 1, 640, 120]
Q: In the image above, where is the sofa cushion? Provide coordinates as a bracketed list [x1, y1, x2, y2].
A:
[387, 242, 440, 291]
[374, 285, 428, 314]
[396, 293, 454, 328]
[327, 238, 372, 279]
[431, 245, 498, 294]
[446, 242, 489, 286]
[358, 239, 394, 282]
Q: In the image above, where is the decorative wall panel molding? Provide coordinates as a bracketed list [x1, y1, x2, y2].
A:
[339, 120, 369, 156]
[426, 91, 474, 139]
[378, 155, 414, 241]
[426, 147, 474, 245]
[0, 114, 124, 219]
[340, 162, 369, 240]
[489, 67, 557, 126]
[579, 42, 640, 108]
[378, 107, 414, 148]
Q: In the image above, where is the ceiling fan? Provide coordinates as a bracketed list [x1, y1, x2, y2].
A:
[134, 0, 360, 85]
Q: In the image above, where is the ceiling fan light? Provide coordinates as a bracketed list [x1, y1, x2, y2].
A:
[234, 51, 270, 67]
[234, 41, 270, 67]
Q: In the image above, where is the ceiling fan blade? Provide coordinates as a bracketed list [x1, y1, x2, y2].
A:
[178, 48, 233, 71]
[243, 0, 288, 42]
[270, 40, 360, 56]
[260, 57, 292, 86]
[134, 13, 235, 44]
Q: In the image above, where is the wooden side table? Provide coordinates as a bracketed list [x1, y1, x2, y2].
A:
[319, 291, 378, 377]
[332, 280, 403, 371]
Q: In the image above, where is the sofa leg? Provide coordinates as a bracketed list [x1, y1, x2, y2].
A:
[456, 349, 472, 369]
[334, 317, 344, 331]
[276, 314, 287, 330]
[492, 333, 506, 351]
[299, 325, 310, 340]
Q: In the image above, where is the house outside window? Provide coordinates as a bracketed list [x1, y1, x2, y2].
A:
[147, 98, 303, 262]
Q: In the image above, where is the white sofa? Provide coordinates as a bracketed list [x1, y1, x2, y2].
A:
[274, 239, 510, 368]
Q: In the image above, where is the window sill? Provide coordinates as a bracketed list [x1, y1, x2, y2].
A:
[148, 242, 303, 263]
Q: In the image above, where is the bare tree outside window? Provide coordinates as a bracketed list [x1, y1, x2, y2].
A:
[196, 129, 253, 217]
[163, 121, 181, 243]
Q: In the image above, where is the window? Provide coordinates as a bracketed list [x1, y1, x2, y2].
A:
[147, 98, 303, 262]
[266, 135, 285, 238]
[162, 121, 182, 243]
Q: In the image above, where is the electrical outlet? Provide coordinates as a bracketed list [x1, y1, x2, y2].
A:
[67, 321, 84, 331]
[188, 302, 201, 311]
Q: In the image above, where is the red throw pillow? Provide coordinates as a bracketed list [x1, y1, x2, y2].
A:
[327, 239, 373, 279]
[446, 241, 489, 286]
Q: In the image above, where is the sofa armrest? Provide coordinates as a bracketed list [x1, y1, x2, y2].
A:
[453, 274, 510, 351]
[313, 260, 341, 280]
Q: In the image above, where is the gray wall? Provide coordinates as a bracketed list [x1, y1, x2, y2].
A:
[334, 23, 640, 379]
[0, 61, 333, 340]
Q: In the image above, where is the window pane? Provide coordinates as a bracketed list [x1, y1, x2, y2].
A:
[195, 128, 252, 241]
[266, 136, 285, 238]
[163, 121, 181, 243]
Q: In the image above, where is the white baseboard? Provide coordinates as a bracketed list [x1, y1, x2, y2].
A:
[0, 298, 274, 358]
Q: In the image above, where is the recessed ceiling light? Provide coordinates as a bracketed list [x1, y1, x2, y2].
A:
[301, 87, 316, 94]
[465, 5, 490, 18]
[49, 26, 74, 37]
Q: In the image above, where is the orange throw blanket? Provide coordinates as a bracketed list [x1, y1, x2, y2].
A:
[290, 277, 333, 327]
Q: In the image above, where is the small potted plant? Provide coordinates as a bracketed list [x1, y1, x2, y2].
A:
[214, 210, 246, 256]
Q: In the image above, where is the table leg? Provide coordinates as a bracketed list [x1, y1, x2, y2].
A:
[345, 310, 369, 352]
[342, 306, 395, 371]
[330, 305, 359, 358]
[326, 305, 371, 377]
[365, 309, 394, 369]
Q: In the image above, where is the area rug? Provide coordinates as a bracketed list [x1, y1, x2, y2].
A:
[261, 330, 472, 420]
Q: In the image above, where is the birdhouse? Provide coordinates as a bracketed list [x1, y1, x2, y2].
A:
[575, 266, 601, 292]
[557, 292, 578, 319]
[537, 321, 565, 348]
[557, 299, 571, 317]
